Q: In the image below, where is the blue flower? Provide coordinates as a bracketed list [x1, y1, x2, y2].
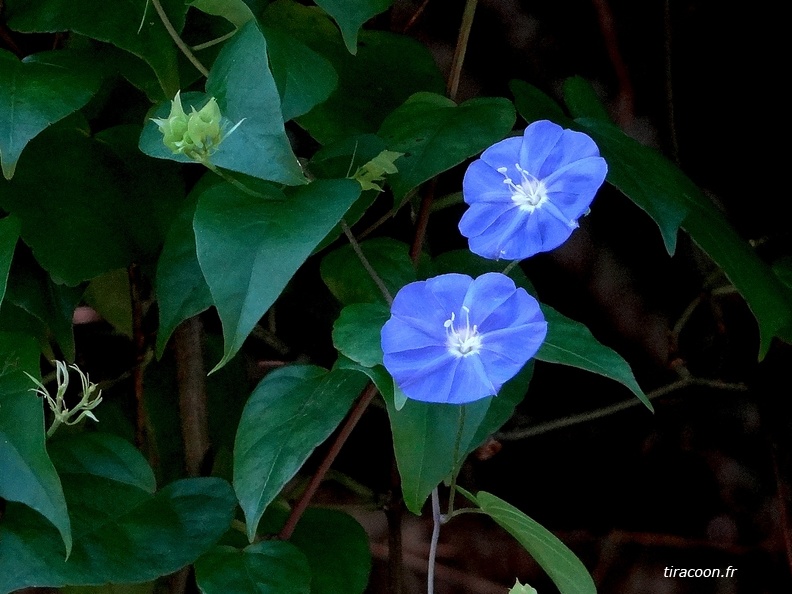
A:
[381, 272, 547, 404]
[459, 120, 608, 260]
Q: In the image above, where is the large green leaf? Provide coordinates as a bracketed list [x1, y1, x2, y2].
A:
[385, 393, 491, 514]
[155, 199, 213, 357]
[194, 542, 311, 594]
[233, 365, 368, 540]
[190, 0, 255, 28]
[313, 0, 393, 54]
[0, 332, 71, 557]
[1, 122, 184, 285]
[562, 76, 612, 122]
[0, 216, 20, 307]
[264, 0, 445, 144]
[139, 21, 306, 185]
[290, 508, 371, 594]
[0, 50, 102, 179]
[0, 433, 236, 592]
[577, 118, 792, 357]
[193, 179, 361, 370]
[263, 25, 338, 121]
[469, 490, 596, 594]
[509, 79, 569, 125]
[320, 238, 423, 307]
[4, 0, 187, 95]
[378, 92, 516, 198]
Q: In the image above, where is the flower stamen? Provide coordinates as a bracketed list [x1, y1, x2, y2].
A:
[444, 306, 482, 357]
[497, 164, 549, 212]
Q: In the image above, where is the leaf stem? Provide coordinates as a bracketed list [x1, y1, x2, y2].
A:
[447, 0, 478, 100]
[340, 220, 394, 305]
[501, 260, 520, 275]
[150, 0, 209, 78]
[203, 161, 265, 198]
[192, 30, 237, 52]
[278, 383, 379, 540]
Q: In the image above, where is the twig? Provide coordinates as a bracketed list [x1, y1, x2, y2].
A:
[386, 458, 405, 594]
[401, 0, 431, 33]
[174, 316, 209, 477]
[128, 264, 151, 457]
[447, 0, 478, 100]
[496, 376, 749, 441]
[150, 0, 209, 77]
[409, 179, 436, 264]
[341, 219, 394, 305]
[279, 383, 379, 540]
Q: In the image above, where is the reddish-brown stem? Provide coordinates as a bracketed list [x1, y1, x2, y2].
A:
[401, 0, 431, 33]
[279, 383, 379, 540]
[128, 264, 150, 456]
[590, 0, 635, 127]
[174, 316, 209, 477]
[409, 179, 437, 264]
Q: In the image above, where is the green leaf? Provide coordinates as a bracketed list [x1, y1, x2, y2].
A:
[264, 0, 445, 144]
[0, 332, 71, 557]
[385, 394, 492, 514]
[0, 216, 20, 307]
[263, 25, 338, 121]
[0, 50, 102, 179]
[313, 0, 393, 54]
[1, 122, 184, 285]
[190, 0, 255, 29]
[562, 76, 612, 122]
[4, 0, 187, 96]
[139, 23, 306, 186]
[378, 92, 516, 198]
[509, 79, 571, 126]
[290, 508, 371, 594]
[233, 365, 368, 540]
[63, 584, 155, 594]
[321, 238, 421, 306]
[332, 302, 390, 368]
[48, 433, 156, 494]
[83, 269, 133, 338]
[473, 491, 596, 594]
[537, 305, 651, 410]
[193, 179, 361, 370]
[5, 252, 83, 362]
[194, 542, 311, 594]
[333, 356, 393, 403]
[0, 433, 236, 592]
[155, 199, 213, 357]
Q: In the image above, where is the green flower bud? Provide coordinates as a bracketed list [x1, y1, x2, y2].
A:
[152, 92, 243, 163]
[508, 580, 538, 594]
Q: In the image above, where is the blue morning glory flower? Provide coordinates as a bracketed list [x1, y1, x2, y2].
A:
[458, 120, 608, 260]
[381, 272, 547, 404]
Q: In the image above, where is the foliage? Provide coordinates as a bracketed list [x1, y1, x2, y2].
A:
[0, 0, 787, 592]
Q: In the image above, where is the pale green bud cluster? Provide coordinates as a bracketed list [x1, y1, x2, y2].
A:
[26, 361, 103, 438]
[508, 580, 538, 594]
[152, 91, 241, 163]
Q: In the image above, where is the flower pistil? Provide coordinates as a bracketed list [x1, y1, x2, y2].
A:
[444, 306, 482, 357]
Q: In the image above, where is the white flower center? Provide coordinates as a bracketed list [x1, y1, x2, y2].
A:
[498, 163, 548, 212]
[444, 306, 482, 357]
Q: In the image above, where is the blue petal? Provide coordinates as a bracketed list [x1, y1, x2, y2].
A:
[535, 128, 602, 180]
[425, 273, 472, 314]
[458, 201, 516, 241]
[519, 121, 565, 178]
[479, 136, 522, 181]
[384, 345, 454, 385]
[543, 156, 607, 218]
[477, 288, 542, 333]
[387, 280, 448, 337]
[397, 352, 460, 403]
[462, 160, 513, 205]
[447, 356, 498, 403]
[481, 321, 548, 367]
[463, 273, 519, 326]
[381, 316, 443, 353]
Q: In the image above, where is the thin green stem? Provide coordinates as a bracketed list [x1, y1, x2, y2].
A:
[151, 0, 209, 77]
[447, 0, 478, 100]
[203, 161, 266, 198]
[501, 260, 520, 275]
[445, 406, 467, 520]
[340, 220, 394, 305]
[46, 419, 61, 439]
[192, 30, 237, 52]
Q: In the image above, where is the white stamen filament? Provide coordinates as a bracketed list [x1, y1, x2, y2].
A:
[499, 163, 548, 211]
[444, 306, 482, 357]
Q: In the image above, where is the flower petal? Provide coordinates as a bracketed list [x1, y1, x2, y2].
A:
[519, 120, 565, 177]
[535, 127, 603, 179]
[462, 160, 514, 205]
[447, 356, 497, 403]
[480, 136, 523, 181]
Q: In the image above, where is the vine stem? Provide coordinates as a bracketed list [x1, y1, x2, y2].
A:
[427, 488, 442, 594]
[340, 220, 394, 305]
[150, 0, 209, 78]
[279, 383, 379, 540]
[447, 0, 478, 100]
